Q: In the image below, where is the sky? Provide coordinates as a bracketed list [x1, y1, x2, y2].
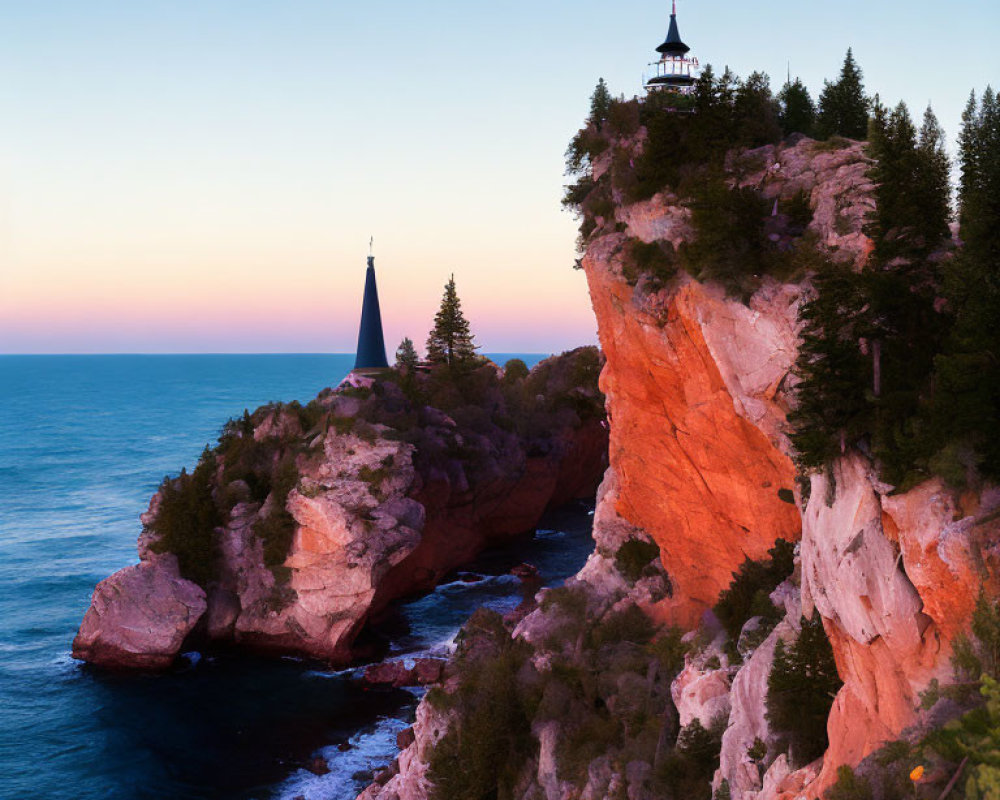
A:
[0, 0, 997, 354]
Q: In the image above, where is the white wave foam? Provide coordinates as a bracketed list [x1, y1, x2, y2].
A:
[274, 715, 411, 800]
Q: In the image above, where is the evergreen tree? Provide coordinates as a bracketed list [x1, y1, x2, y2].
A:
[931, 86, 1000, 480]
[957, 90, 981, 231]
[788, 265, 872, 469]
[733, 71, 782, 147]
[394, 337, 419, 372]
[426, 275, 478, 367]
[766, 614, 842, 767]
[778, 78, 816, 137]
[915, 105, 953, 247]
[817, 48, 869, 140]
[683, 171, 770, 297]
[867, 101, 921, 261]
[589, 77, 613, 129]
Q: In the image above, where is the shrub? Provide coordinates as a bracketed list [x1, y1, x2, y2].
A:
[952, 590, 1000, 684]
[647, 626, 689, 676]
[656, 717, 726, 800]
[784, 189, 815, 230]
[622, 238, 680, 287]
[148, 448, 221, 587]
[502, 358, 529, 384]
[766, 613, 842, 766]
[826, 766, 873, 800]
[590, 605, 656, 650]
[615, 538, 662, 582]
[428, 611, 536, 800]
[714, 538, 795, 643]
[253, 450, 300, 584]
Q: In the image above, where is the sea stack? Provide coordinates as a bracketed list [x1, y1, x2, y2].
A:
[354, 253, 389, 371]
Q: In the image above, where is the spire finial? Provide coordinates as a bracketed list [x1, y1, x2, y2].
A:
[369, 236, 373, 258]
[672, 0, 676, 15]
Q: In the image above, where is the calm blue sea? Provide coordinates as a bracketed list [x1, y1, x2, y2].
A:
[0, 354, 596, 800]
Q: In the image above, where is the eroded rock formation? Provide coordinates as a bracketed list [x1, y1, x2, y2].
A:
[73, 349, 607, 670]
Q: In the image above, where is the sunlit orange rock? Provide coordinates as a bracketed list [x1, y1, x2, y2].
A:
[583, 237, 802, 627]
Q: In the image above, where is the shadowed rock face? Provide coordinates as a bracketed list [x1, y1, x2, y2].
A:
[73, 350, 608, 670]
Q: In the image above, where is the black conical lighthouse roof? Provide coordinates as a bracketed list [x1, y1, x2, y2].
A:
[354, 255, 389, 370]
[656, 1, 690, 56]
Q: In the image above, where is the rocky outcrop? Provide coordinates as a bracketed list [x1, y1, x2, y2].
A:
[73, 350, 608, 670]
[72, 554, 206, 670]
[357, 697, 454, 800]
[201, 427, 426, 662]
[799, 456, 1000, 796]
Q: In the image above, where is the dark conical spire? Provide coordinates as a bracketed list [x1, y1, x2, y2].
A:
[656, 0, 690, 57]
[354, 254, 389, 370]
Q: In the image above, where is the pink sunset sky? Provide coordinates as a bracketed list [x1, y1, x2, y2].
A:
[1, 0, 995, 354]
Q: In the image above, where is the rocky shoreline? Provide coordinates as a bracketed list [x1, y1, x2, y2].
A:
[73, 349, 608, 671]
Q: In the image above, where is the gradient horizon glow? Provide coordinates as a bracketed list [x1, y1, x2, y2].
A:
[1, 0, 997, 354]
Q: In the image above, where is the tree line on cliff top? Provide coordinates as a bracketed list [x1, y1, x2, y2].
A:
[566, 52, 1000, 490]
[790, 88, 1000, 490]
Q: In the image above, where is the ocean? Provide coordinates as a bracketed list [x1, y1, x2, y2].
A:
[0, 354, 597, 800]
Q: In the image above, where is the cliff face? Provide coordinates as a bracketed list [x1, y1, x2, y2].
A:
[580, 137, 996, 796]
[73, 350, 608, 670]
[349, 136, 997, 800]
[586, 243, 801, 626]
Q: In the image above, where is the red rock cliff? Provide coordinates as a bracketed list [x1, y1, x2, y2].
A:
[581, 136, 999, 797]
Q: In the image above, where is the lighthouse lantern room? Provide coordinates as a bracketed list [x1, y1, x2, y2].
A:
[644, 0, 700, 95]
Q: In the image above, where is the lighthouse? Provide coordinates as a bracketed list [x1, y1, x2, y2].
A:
[353, 248, 389, 371]
[644, 0, 700, 94]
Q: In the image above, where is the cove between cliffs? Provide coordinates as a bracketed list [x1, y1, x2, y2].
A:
[89, 503, 596, 800]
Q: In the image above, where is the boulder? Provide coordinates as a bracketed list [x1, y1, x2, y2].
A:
[71, 554, 205, 670]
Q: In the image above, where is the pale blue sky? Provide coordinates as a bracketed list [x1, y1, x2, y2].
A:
[0, 0, 996, 353]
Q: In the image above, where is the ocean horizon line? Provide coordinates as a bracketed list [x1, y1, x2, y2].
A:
[0, 351, 553, 358]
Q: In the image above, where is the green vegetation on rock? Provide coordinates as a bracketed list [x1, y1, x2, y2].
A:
[714, 538, 795, 644]
[790, 87, 1000, 489]
[614, 537, 663, 583]
[148, 448, 221, 587]
[766, 613, 842, 767]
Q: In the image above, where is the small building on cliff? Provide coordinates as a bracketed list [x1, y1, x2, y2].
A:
[643, 0, 700, 95]
[353, 248, 390, 372]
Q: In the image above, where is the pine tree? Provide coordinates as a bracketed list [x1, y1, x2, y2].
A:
[788, 265, 871, 468]
[915, 105, 953, 247]
[766, 614, 842, 767]
[867, 101, 921, 261]
[931, 86, 1000, 480]
[394, 337, 419, 372]
[957, 90, 981, 231]
[733, 71, 782, 147]
[426, 275, 478, 367]
[817, 48, 869, 140]
[778, 78, 816, 137]
[589, 77, 612, 129]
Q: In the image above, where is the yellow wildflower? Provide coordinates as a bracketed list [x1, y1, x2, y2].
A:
[910, 765, 925, 782]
